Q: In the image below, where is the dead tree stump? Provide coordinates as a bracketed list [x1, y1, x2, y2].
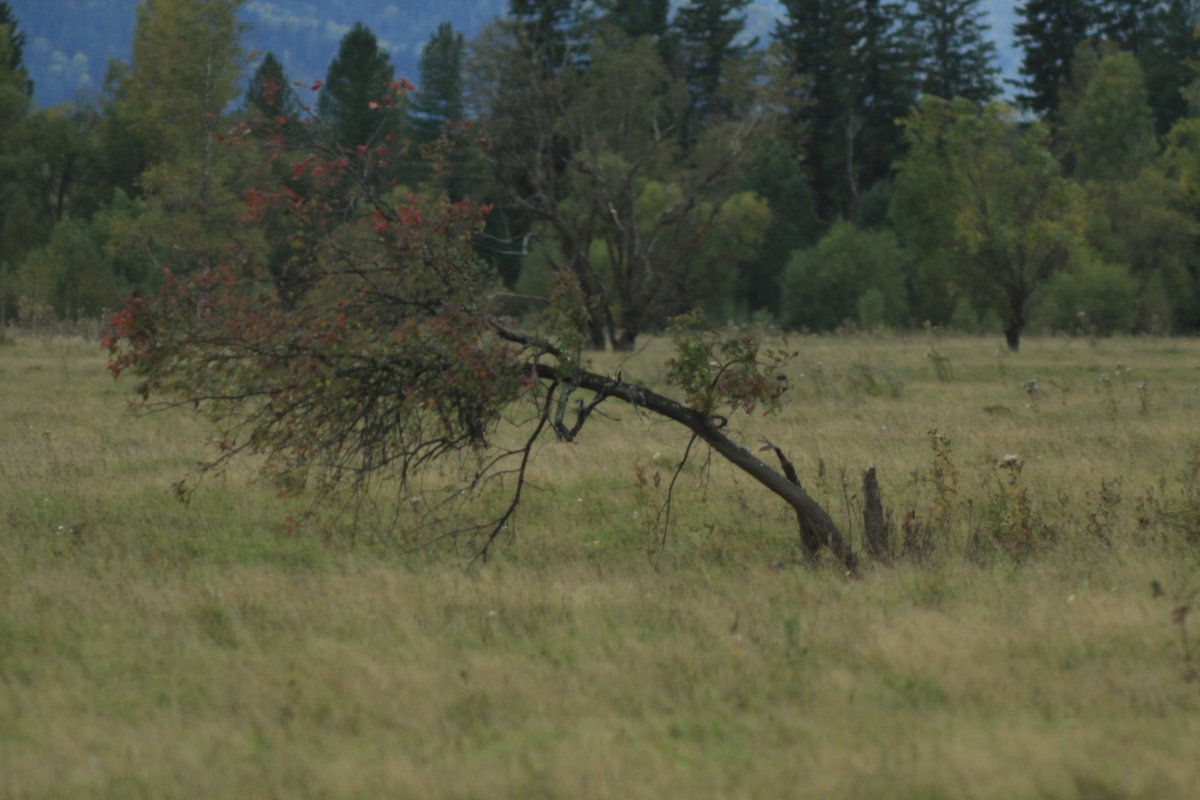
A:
[862, 466, 889, 561]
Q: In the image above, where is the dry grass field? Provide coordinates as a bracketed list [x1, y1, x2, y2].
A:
[2, 330, 1199, 799]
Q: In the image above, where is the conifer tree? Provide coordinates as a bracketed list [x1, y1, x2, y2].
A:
[246, 52, 299, 121]
[1142, 0, 1200, 134]
[913, 0, 1000, 104]
[411, 23, 481, 201]
[601, 0, 669, 39]
[776, 0, 917, 220]
[1013, 0, 1096, 117]
[0, 1, 32, 320]
[318, 23, 402, 149]
[508, 0, 594, 74]
[0, 0, 29, 96]
[1093, 0, 1159, 53]
[855, 0, 919, 186]
[0, 4, 28, 117]
[411, 23, 466, 144]
[673, 0, 755, 135]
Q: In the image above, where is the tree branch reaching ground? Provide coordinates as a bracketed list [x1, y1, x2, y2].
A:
[103, 113, 856, 570]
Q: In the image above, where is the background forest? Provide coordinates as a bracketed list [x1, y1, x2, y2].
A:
[1, 0, 1199, 349]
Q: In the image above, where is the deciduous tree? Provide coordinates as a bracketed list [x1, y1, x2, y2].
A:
[1064, 49, 1156, 182]
[120, 0, 250, 276]
[474, 25, 770, 349]
[892, 97, 1085, 350]
[103, 113, 856, 568]
[780, 220, 910, 331]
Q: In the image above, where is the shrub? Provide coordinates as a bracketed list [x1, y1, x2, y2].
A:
[780, 220, 910, 332]
[1039, 252, 1139, 335]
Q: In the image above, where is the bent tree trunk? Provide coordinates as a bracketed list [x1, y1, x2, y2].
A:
[522, 355, 856, 570]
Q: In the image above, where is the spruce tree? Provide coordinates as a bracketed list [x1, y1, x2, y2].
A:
[0, 1, 23, 71]
[855, 0, 919, 190]
[673, 0, 755, 134]
[1142, 0, 1200, 134]
[411, 23, 466, 143]
[913, 0, 1000, 104]
[508, 0, 593, 73]
[0, 1, 31, 96]
[776, 0, 917, 220]
[246, 52, 299, 121]
[1013, 0, 1096, 117]
[411, 23, 481, 200]
[318, 23, 401, 149]
[1093, 0, 1159, 53]
[602, 0, 669, 39]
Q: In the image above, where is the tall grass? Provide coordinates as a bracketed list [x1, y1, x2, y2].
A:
[2, 331, 1199, 799]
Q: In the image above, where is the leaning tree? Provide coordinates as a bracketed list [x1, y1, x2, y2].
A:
[103, 105, 859, 569]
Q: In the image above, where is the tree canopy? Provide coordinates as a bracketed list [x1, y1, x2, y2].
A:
[103, 109, 855, 566]
[4, 0, 1200, 340]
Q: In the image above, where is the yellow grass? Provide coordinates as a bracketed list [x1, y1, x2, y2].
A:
[2, 331, 1199, 799]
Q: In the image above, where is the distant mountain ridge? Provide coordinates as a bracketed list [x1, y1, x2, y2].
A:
[10, 0, 1020, 109]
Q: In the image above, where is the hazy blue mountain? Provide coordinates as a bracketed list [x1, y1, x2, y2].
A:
[10, 0, 1020, 109]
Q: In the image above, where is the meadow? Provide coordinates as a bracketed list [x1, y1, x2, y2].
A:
[2, 329, 1199, 799]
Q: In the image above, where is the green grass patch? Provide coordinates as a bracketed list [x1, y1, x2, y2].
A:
[2, 333, 1200, 798]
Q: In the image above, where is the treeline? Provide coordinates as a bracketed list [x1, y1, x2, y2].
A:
[1, 0, 1198, 349]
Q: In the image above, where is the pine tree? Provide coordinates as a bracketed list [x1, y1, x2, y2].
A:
[673, 0, 755, 135]
[245, 52, 299, 121]
[1013, 0, 1097, 117]
[913, 0, 1000, 103]
[0, 1, 33, 320]
[318, 23, 401, 149]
